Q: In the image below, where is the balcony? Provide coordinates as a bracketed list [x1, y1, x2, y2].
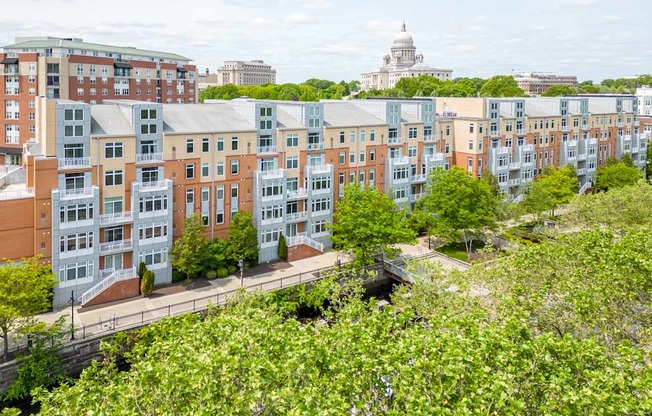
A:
[100, 211, 133, 226]
[509, 162, 521, 170]
[258, 168, 285, 179]
[306, 164, 332, 175]
[286, 211, 307, 222]
[489, 131, 502, 138]
[577, 153, 587, 161]
[588, 138, 598, 146]
[581, 123, 589, 130]
[423, 134, 435, 142]
[136, 153, 163, 164]
[411, 174, 427, 183]
[58, 157, 91, 169]
[99, 239, 133, 255]
[577, 168, 587, 175]
[136, 179, 172, 193]
[286, 233, 324, 252]
[256, 145, 278, 155]
[495, 147, 510, 155]
[508, 178, 521, 187]
[634, 120, 640, 127]
[389, 156, 410, 166]
[60, 187, 96, 200]
[631, 146, 640, 154]
[617, 122, 624, 128]
[515, 128, 526, 135]
[311, 208, 331, 217]
[286, 188, 308, 200]
[521, 144, 535, 152]
[387, 136, 402, 145]
[307, 143, 325, 151]
[409, 192, 425, 202]
[561, 125, 570, 132]
[423, 153, 445, 163]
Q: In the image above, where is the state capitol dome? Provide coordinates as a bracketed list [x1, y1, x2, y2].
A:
[391, 22, 414, 49]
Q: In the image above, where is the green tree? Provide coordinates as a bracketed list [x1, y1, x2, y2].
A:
[170, 214, 209, 280]
[347, 80, 361, 93]
[276, 83, 302, 101]
[137, 262, 147, 295]
[480, 75, 527, 97]
[523, 165, 578, 219]
[140, 271, 155, 297]
[331, 185, 416, 266]
[0, 257, 55, 359]
[420, 167, 499, 259]
[201, 239, 232, 273]
[226, 211, 259, 266]
[277, 234, 288, 261]
[541, 84, 578, 96]
[647, 140, 652, 180]
[595, 161, 644, 191]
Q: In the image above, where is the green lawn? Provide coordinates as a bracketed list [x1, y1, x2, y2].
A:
[435, 241, 486, 262]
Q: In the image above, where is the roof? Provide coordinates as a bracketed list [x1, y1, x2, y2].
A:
[3, 38, 191, 62]
[90, 105, 135, 137]
[162, 104, 256, 134]
[400, 112, 421, 124]
[276, 109, 305, 130]
[322, 102, 386, 128]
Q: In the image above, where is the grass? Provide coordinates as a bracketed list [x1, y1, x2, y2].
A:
[435, 241, 486, 262]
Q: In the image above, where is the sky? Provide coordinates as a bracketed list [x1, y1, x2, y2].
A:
[1, 0, 649, 84]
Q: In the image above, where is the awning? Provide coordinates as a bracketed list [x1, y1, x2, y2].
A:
[0, 57, 18, 65]
[0, 146, 22, 155]
[176, 66, 188, 73]
[113, 62, 133, 69]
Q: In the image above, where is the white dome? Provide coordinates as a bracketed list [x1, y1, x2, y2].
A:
[391, 22, 415, 48]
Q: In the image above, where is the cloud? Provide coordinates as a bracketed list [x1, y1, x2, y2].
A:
[284, 13, 311, 24]
[600, 15, 620, 22]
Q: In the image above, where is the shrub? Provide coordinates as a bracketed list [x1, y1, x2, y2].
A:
[278, 234, 288, 261]
[138, 262, 147, 280]
[141, 270, 155, 296]
[227, 265, 236, 275]
[217, 267, 229, 279]
[171, 269, 185, 283]
[206, 270, 217, 280]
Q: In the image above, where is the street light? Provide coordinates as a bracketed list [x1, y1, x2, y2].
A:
[239, 258, 244, 288]
[68, 290, 75, 340]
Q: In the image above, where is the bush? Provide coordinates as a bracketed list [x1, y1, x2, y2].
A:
[227, 265, 236, 275]
[216, 267, 229, 279]
[141, 271, 155, 296]
[278, 234, 288, 261]
[138, 262, 147, 280]
[206, 270, 217, 280]
[171, 269, 185, 283]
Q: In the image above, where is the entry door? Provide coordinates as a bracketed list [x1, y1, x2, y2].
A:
[105, 254, 123, 271]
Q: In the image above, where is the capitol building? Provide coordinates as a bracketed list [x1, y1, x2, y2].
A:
[361, 22, 453, 91]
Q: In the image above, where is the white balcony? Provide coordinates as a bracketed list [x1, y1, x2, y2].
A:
[311, 209, 331, 217]
[634, 120, 640, 127]
[577, 153, 587, 161]
[508, 178, 521, 187]
[286, 211, 307, 222]
[257, 145, 278, 154]
[306, 164, 332, 175]
[577, 168, 587, 175]
[617, 122, 624, 128]
[389, 156, 410, 166]
[100, 211, 133, 226]
[587, 166, 596, 172]
[520, 144, 535, 152]
[495, 147, 510, 155]
[286, 233, 324, 252]
[588, 138, 598, 146]
[509, 162, 521, 170]
[136, 153, 163, 164]
[423, 134, 435, 142]
[139, 235, 169, 246]
[423, 153, 445, 163]
[286, 188, 308, 200]
[409, 192, 425, 202]
[258, 168, 285, 179]
[581, 123, 589, 130]
[99, 239, 133, 255]
[490, 131, 502, 138]
[136, 179, 172, 193]
[411, 174, 427, 183]
[387, 136, 402, 144]
[58, 157, 91, 169]
[561, 125, 570, 132]
[60, 187, 96, 200]
[0, 187, 34, 201]
[307, 143, 324, 151]
[515, 128, 526, 135]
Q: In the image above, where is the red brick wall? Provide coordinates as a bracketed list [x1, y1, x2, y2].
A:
[83, 277, 140, 308]
[287, 244, 322, 262]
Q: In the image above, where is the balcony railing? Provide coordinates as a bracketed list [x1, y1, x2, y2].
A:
[100, 211, 133, 226]
[256, 145, 278, 154]
[137, 180, 171, 192]
[509, 162, 520, 170]
[80, 266, 137, 305]
[508, 178, 521, 187]
[389, 156, 410, 166]
[515, 128, 526, 135]
[286, 234, 324, 252]
[521, 144, 535, 152]
[286, 188, 308, 199]
[411, 174, 427, 183]
[617, 122, 624, 128]
[581, 123, 589, 130]
[423, 153, 445, 163]
[387, 136, 402, 145]
[58, 157, 91, 169]
[409, 192, 425, 202]
[99, 239, 133, 255]
[258, 168, 285, 179]
[307, 143, 324, 151]
[306, 165, 332, 175]
[561, 125, 570, 132]
[577, 153, 587, 161]
[577, 168, 587, 175]
[286, 211, 307, 222]
[136, 153, 163, 164]
[423, 134, 435, 142]
[311, 208, 331, 217]
[490, 131, 502, 138]
[634, 120, 640, 127]
[495, 147, 510, 155]
[60, 187, 96, 199]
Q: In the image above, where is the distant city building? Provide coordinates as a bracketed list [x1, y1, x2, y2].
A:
[636, 85, 652, 117]
[511, 72, 578, 95]
[361, 22, 453, 91]
[216, 60, 276, 86]
[0, 36, 196, 164]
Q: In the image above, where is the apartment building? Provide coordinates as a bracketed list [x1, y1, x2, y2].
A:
[636, 86, 652, 117]
[511, 72, 578, 95]
[0, 95, 645, 308]
[0, 36, 197, 165]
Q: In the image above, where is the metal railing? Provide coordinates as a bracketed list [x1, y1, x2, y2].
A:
[136, 153, 163, 164]
[258, 169, 285, 179]
[306, 165, 332, 175]
[515, 128, 526, 135]
[387, 136, 402, 144]
[411, 174, 427, 182]
[509, 162, 521, 170]
[256, 146, 277, 154]
[307, 143, 324, 151]
[80, 267, 137, 305]
[0, 187, 34, 200]
[286, 234, 325, 252]
[60, 187, 95, 199]
[389, 156, 410, 165]
[99, 239, 133, 254]
[137, 180, 171, 192]
[579, 181, 592, 195]
[58, 157, 91, 169]
[286, 188, 308, 199]
[100, 211, 134, 226]
[286, 211, 308, 222]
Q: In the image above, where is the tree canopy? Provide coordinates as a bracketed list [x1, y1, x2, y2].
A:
[523, 165, 578, 220]
[170, 214, 209, 280]
[595, 159, 644, 191]
[0, 257, 55, 359]
[330, 185, 416, 266]
[226, 211, 259, 266]
[419, 167, 499, 257]
[198, 78, 360, 102]
[540, 84, 578, 96]
[480, 75, 527, 97]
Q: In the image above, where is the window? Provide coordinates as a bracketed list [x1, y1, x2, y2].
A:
[231, 137, 238, 151]
[287, 156, 299, 169]
[104, 142, 123, 159]
[186, 139, 194, 153]
[64, 125, 84, 137]
[58, 261, 93, 283]
[349, 151, 355, 163]
[216, 211, 224, 224]
[59, 203, 94, 224]
[312, 177, 331, 191]
[408, 146, 417, 157]
[59, 232, 94, 253]
[312, 219, 329, 235]
[360, 130, 366, 142]
[261, 228, 282, 245]
[393, 187, 409, 200]
[141, 122, 157, 135]
[139, 195, 168, 213]
[339, 131, 345, 144]
[370, 130, 375, 141]
[217, 186, 224, 200]
[359, 151, 365, 162]
[139, 222, 168, 241]
[186, 163, 195, 179]
[311, 198, 331, 213]
[231, 160, 239, 175]
[408, 127, 417, 139]
[105, 170, 123, 186]
[201, 162, 209, 177]
[287, 133, 298, 147]
[393, 167, 409, 181]
[469, 124, 474, 133]
[261, 185, 283, 197]
[261, 205, 283, 221]
[138, 248, 168, 267]
[468, 140, 474, 150]
[350, 131, 356, 143]
[217, 137, 224, 151]
[202, 138, 209, 152]
[339, 152, 345, 165]
[216, 161, 224, 176]
[231, 184, 239, 198]
[186, 189, 194, 204]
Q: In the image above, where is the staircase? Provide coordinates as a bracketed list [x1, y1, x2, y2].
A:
[578, 181, 592, 195]
[80, 266, 138, 305]
[286, 234, 324, 252]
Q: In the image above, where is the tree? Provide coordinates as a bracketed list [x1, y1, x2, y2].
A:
[201, 239, 232, 274]
[419, 167, 499, 259]
[480, 75, 527, 97]
[137, 262, 147, 295]
[0, 257, 55, 359]
[595, 161, 644, 191]
[140, 271, 154, 297]
[541, 84, 578, 96]
[523, 165, 578, 219]
[170, 214, 209, 280]
[226, 211, 259, 267]
[647, 139, 652, 180]
[331, 185, 416, 266]
[277, 234, 288, 261]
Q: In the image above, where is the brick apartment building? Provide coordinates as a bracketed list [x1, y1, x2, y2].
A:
[0, 36, 196, 165]
[0, 95, 645, 308]
[511, 72, 578, 95]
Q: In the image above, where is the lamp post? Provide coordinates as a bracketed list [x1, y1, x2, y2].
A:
[68, 290, 75, 340]
[239, 258, 244, 288]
